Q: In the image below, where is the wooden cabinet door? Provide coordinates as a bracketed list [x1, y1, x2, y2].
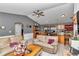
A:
[65, 24, 73, 31]
[59, 35, 64, 44]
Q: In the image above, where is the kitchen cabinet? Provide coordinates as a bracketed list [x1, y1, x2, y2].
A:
[58, 35, 65, 44]
[65, 24, 73, 31]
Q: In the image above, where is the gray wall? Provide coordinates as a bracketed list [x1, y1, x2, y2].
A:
[0, 12, 37, 36]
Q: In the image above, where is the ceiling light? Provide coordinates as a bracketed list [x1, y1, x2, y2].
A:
[9, 30, 12, 33]
[1, 26, 5, 30]
[61, 14, 65, 18]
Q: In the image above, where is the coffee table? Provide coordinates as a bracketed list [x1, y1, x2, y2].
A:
[5, 44, 42, 56]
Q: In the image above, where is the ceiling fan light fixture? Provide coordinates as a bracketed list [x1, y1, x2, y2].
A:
[32, 10, 45, 17]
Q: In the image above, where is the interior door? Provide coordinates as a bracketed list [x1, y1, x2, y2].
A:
[15, 23, 23, 35]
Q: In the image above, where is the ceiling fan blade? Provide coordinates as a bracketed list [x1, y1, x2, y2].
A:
[39, 12, 44, 16]
[40, 12, 43, 13]
[33, 11, 36, 13]
[33, 12, 38, 15]
[40, 14, 44, 16]
[37, 10, 40, 12]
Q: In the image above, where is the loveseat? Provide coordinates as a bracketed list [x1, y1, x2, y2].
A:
[0, 35, 22, 56]
[33, 35, 58, 54]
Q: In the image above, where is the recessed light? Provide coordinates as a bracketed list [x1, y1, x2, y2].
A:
[61, 14, 65, 18]
[9, 30, 12, 33]
[1, 26, 5, 29]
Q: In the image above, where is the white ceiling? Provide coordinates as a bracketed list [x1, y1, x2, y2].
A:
[28, 3, 74, 24]
[0, 3, 74, 24]
[0, 3, 64, 15]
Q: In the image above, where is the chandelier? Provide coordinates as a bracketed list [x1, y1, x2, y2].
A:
[32, 10, 45, 17]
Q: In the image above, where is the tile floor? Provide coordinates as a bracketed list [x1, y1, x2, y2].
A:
[40, 44, 70, 56]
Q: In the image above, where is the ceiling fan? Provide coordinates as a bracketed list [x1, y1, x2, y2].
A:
[32, 10, 45, 17]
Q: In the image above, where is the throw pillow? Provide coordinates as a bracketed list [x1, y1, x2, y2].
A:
[48, 39, 54, 44]
[9, 37, 20, 47]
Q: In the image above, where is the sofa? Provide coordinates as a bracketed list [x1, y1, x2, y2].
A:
[33, 35, 58, 54]
[0, 35, 23, 56]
